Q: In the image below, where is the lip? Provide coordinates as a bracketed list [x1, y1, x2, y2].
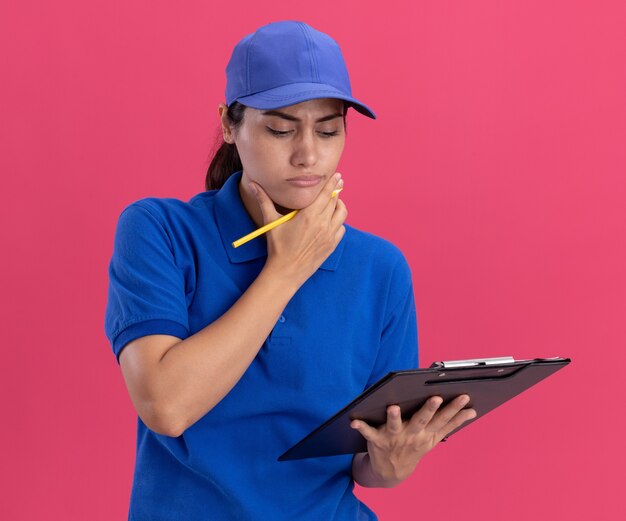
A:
[287, 175, 323, 187]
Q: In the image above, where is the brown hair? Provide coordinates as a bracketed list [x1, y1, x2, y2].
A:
[205, 101, 349, 190]
[205, 102, 246, 190]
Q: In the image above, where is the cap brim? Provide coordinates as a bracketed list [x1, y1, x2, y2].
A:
[234, 82, 377, 119]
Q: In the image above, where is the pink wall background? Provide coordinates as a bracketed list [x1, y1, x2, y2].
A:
[2, 1, 624, 519]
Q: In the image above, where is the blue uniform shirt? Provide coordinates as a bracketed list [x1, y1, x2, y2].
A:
[104, 170, 419, 521]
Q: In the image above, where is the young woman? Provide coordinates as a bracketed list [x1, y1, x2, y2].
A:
[105, 20, 476, 521]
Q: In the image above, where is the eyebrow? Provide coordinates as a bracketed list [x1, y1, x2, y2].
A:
[260, 110, 344, 122]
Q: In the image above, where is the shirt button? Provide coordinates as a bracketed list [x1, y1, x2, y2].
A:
[278, 315, 286, 323]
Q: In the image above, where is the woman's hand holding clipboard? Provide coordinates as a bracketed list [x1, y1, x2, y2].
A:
[279, 356, 571, 461]
[349, 393, 477, 486]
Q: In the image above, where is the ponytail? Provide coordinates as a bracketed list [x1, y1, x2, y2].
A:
[205, 102, 246, 190]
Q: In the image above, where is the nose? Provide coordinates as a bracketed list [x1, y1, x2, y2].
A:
[290, 130, 318, 169]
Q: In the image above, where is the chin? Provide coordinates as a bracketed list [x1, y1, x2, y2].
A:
[274, 202, 298, 215]
[274, 195, 314, 214]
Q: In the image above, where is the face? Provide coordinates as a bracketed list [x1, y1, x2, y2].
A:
[219, 97, 346, 224]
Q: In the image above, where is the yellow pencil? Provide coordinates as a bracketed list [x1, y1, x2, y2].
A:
[232, 188, 343, 248]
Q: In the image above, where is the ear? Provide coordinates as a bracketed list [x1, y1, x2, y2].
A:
[217, 103, 235, 144]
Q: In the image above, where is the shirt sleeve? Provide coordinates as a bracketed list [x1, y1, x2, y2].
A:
[365, 254, 419, 388]
[104, 202, 190, 365]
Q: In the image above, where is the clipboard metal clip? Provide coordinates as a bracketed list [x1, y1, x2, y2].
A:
[432, 356, 516, 369]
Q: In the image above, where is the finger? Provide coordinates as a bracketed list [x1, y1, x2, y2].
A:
[435, 408, 477, 442]
[249, 181, 282, 225]
[385, 405, 404, 435]
[329, 198, 348, 233]
[350, 418, 380, 444]
[322, 181, 342, 215]
[405, 396, 443, 435]
[312, 184, 342, 237]
[427, 394, 472, 434]
[317, 174, 343, 217]
[306, 172, 343, 215]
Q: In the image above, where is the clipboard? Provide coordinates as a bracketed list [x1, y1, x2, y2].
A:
[278, 356, 570, 461]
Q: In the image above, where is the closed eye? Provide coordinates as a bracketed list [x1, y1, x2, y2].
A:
[266, 127, 292, 136]
[266, 127, 340, 138]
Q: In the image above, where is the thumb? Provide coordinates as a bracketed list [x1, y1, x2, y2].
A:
[249, 182, 281, 225]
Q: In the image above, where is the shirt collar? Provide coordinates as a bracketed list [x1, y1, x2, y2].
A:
[214, 170, 344, 271]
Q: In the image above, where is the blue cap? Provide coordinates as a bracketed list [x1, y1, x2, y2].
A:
[225, 20, 376, 119]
